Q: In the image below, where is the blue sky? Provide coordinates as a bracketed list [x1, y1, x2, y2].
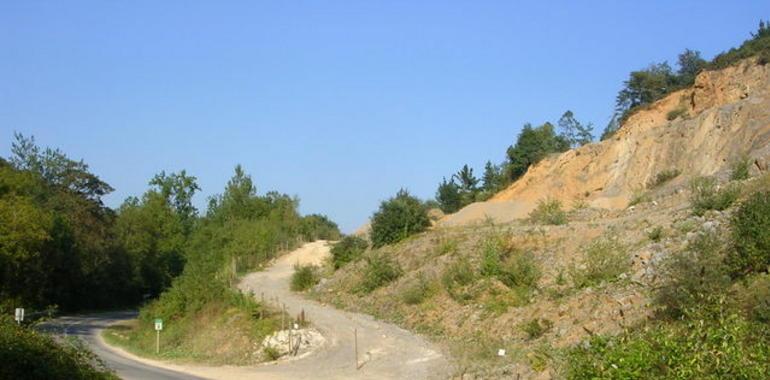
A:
[1, 1, 767, 232]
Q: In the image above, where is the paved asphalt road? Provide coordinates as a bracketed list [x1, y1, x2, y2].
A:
[39, 311, 205, 380]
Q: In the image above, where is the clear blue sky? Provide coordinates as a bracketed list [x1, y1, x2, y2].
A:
[1, 1, 767, 232]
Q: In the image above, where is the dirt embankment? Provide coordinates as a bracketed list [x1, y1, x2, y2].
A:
[441, 59, 770, 227]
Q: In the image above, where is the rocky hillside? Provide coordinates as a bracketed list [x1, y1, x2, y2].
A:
[441, 58, 770, 227]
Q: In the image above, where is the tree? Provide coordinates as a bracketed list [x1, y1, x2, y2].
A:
[370, 189, 430, 248]
[615, 62, 678, 116]
[482, 161, 503, 192]
[676, 49, 706, 86]
[558, 110, 594, 147]
[150, 170, 200, 234]
[453, 164, 479, 193]
[436, 177, 463, 213]
[505, 122, 570, 181]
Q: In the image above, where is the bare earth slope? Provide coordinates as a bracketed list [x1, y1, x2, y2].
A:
[442, 59, 770, 227]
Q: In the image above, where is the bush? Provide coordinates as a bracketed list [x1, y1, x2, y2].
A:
[566, 313, 770, 379]
[442, 257, 478, 302]
[666, 107, 687, 121]
[570, 235, 629, 289]
[330, 235, 368, 269]
[358, 254, 402, 293]
[529, 198, 567, 225]
[689, 176, 739, 216]
[655, 232, 731, 318]
[647, 169, 680, 188]
[727, 191, 770, 276]
[730, 156, 751, 181]
[479, 231, 540, 289]
[401, 274, 435, 305]
[647, 226, 663, 242]
[740, 274, 770, 323]
[628, 188, 651, 206]
[0, 317, 116, 379]
[520, 318, 553, 340]
[290, 264, 320, 292]
[370, 189, 430, 248]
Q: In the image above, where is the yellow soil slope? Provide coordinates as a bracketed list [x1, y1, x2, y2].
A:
[441, 59, 770, 227]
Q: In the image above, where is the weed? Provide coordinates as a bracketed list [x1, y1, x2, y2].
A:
[628, 188, 651, 206]
[730, 155, 751, 181]
[647, 226, 664, 242]
[290, 264, 320, 292]
[442, 257, 478, 303]
[358, 254, 402, 293]
[727, 191, 770, 276]
[666, 107, 688, 121]
[401, 274, 436, 305]
[529, 198, 567, 225]
[330, 235, 368, 269]
[647, 169, 680, 188]
[655, 231, 731, 319]
[570, 235, 629, 289]
[263, 345, 281, 361]
[689, 176, 740, 216]
[520, 318, 554, 339]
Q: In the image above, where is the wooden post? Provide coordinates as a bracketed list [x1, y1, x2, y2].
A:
[282, 303, 286, 330]
[156, 330, 160, 354]
[354, 328, 359, 369]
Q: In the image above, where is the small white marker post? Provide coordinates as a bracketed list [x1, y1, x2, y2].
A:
[154, 318, 163, 354]
[14, 308, 24, 325]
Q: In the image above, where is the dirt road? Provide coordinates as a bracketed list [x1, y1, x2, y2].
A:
[75, 242, 449, 379]
[238, 240, 451, 379]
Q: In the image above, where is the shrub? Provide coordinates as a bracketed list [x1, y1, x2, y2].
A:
[655, 232, 731, 318]
[330, 235, 368, 269]
[290, 264, 320, 292]
[358, 254, 402, 293]
[442, 257, 478, 302]
[0, 317, 116, 379]
[370, 189, 430, 248]
[566, 313, 770, 379]
[570, 235, 629, 289]
[689, 176, 739, 216]
[628, 188, 651, 206]
[741, 274, 770, 323]
[263, 346, 281, 361]
[647, 169, 680, 188]
[401, 274, 435, 305]
[666, 107, 687, 121]
[529, 198, 567, 225]
[647, 226, 663, 242]
[727, 191, 770, 276]
[520, 318, 553, 340]
[730, 156, 751, 181]
[479, 231, 540, 289]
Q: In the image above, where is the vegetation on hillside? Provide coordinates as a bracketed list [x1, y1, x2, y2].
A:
[370, 189, 430, 247]
[0, 316, 116, 380]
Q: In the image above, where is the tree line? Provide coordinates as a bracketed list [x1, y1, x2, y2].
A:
[0, 133, 340, 313]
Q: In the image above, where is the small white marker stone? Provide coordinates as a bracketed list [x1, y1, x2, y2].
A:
[497, 349, 506, 357]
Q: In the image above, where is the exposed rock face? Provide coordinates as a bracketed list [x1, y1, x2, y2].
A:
[441, 59, 770, 227]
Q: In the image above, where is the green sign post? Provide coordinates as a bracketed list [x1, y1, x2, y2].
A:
[154, 318, 163, 354]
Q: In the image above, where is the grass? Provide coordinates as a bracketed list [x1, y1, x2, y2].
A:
[647, 226, 664, 242]
[628, 188, 651, 206]
[290, 264, 320, 292]
[103, 296, 283, 365]
[647, 169, 680, 188]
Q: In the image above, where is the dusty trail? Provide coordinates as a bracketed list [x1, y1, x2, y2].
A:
[238, 240, 451, 379]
